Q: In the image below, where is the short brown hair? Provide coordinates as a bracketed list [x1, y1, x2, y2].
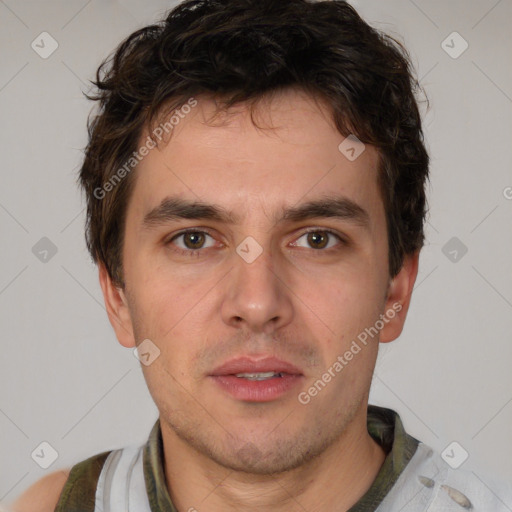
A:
[80, 0, 429, 287]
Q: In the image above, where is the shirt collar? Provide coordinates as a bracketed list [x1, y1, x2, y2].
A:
[348, 405, 419, 511]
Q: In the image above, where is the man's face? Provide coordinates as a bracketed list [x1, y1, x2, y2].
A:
[104, 89, 413, 474]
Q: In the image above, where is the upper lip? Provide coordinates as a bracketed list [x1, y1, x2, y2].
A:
[210, 356, 303, 376]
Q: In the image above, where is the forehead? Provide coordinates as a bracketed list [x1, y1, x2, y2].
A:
[128, 89, 383, 225]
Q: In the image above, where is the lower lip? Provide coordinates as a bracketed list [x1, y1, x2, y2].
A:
[210, 374, 303, 402]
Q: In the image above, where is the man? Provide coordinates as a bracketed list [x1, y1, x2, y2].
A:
[10, 0, 511, 510]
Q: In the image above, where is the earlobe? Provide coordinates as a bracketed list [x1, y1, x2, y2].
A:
[379, 251, 420, 344]
[98, 264, 136, 348]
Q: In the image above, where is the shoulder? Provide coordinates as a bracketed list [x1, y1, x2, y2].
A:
[435, 461, 512, 510]
[8, 449, 112, 512]
[9, 469, 70, 512]
[390, 442, 512, 511]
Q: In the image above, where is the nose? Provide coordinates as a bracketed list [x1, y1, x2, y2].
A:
[220, 243, 294, 334]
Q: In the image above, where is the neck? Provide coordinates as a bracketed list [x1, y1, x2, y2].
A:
[160, 405, 387, 512]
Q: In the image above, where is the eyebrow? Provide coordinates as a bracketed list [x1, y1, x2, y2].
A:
[142, 197, 240, 227]
[142, 195, 370, 230]
[280, 197, 370, 229]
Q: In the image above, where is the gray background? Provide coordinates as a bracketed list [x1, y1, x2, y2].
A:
[1, 0, 511, 505]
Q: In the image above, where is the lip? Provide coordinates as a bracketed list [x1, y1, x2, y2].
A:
[210, 356, 303, 376]
[209, 356, 304, 403]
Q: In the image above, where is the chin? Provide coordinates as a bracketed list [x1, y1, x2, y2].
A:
[179, 425, 335, 475]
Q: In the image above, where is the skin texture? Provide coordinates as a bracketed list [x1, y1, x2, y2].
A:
[11, 88, 418, 512]
[9, 469, 69, 512]
[100, 88, 419, 511]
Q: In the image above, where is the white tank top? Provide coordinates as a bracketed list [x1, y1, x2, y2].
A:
[54, 408, 512, 511]
[95, 445, 153, 512]
[91, 440, 512, 511]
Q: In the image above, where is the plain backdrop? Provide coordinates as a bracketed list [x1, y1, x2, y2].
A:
[1, 0, 511, 505]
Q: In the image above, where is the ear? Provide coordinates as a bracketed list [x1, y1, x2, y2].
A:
[379, 251, 419, 343]
[98, 264, 136, 348]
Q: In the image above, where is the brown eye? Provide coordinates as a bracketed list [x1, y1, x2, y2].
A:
[183, 232, 206, 249]
[292, 230, 342, 250]
[307, 232, 329, 249]
[170, 231, 215, 251]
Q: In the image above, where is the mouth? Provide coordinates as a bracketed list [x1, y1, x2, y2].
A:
[209, 356, 304, 402]
[233, 371, 286, 381]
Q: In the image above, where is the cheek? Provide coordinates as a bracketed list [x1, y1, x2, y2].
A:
[319, 289, 382, 384]
[128, 269, 213, 359]
[309, 268, 385, 331]
[127, 253, 193, 315]
[126, 275, 187, 346]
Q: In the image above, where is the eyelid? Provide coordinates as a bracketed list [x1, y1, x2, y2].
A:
[289, 228, 347, 249]
[164, 226, 348, 252]
[166, 226, 214, 239]
[166, 228, 219, 248]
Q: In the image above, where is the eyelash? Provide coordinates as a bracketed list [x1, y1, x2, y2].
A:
[165, 228, 219, 257]
[293, 228, 347, 251]
[166, 227, 347, 257]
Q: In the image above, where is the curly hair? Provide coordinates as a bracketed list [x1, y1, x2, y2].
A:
[80, 0, 429, 287]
